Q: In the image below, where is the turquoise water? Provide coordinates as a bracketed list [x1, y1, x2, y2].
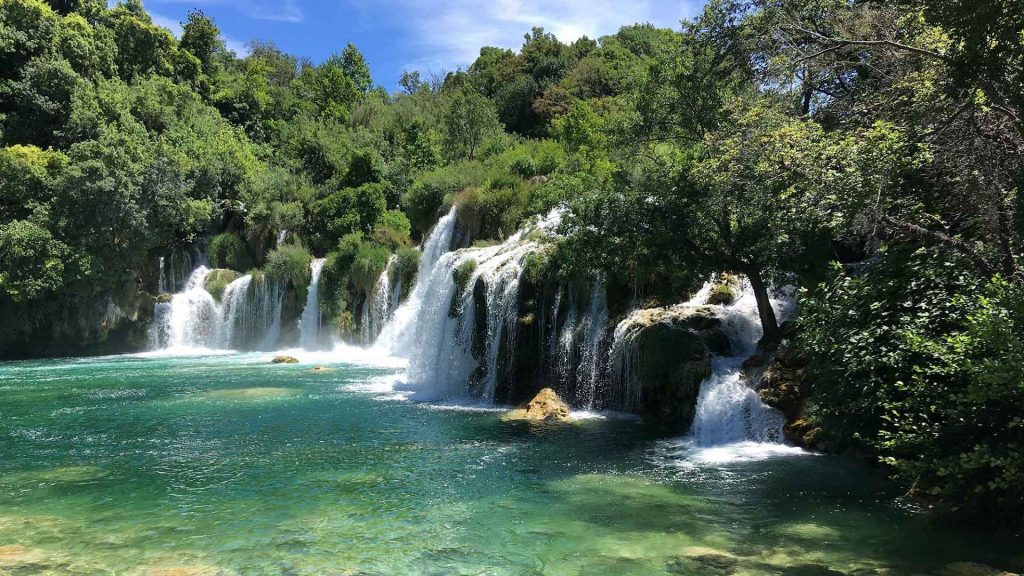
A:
[0, 353, 1021, 575]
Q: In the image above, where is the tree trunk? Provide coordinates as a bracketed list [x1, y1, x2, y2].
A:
[745, 267, 780, 351]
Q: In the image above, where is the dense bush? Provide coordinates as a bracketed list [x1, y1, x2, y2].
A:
[800, 247, 1024, 518]
[263, 244, 312, 289]
[207, 232, 251, 271]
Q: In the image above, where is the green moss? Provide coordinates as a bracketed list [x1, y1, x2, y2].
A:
[453, 259, 477, 293]
[203, 269, 240, 301]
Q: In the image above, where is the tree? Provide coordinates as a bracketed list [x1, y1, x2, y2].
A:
[341, 43, 372, 93]
[179, 10, 223, 77]
[441, 87, 500, 160]
[0, 219, 70, 301]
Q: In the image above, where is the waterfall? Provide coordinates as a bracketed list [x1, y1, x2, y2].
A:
[608, 278, 794, 445]
[375, 206, 458, 353]
[149, 268, 284, 352]
[375, 207, 562, 401]
[157, 257, 166, 294]
[298, 258, 327, 350]
[575, 278, 608, 409]
[150, 266, 217, 350]
[690, 281, 792, 446]
[277, 229, 288, 247]
[362, 255, 397, 345]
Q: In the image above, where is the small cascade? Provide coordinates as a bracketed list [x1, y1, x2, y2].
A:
[277, 229, 288, 247]
[298, 258, 327, 350]
[576, 278, 608, 409]
[375, 208, 562, 401]
[157, 256, 166, 294]
[545, 280, 609, 410]
[149, 268, 284, 351]
[375, 207, 458, 353]
[150, 266, 217, 349]
[362, 256, 398, 345]
[608, 278, 794, 445]
[690, 282, 792, 445]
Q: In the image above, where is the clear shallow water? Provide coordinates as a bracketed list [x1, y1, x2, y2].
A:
[0, 353, 1021, 575]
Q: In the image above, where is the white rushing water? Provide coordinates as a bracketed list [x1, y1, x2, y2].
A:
[150, 267, 284, 352]
[610, 277, 802, 459]
[298, 258, 327, 350]
[373, 207, 562, 401]
[690, 280, 792, 446]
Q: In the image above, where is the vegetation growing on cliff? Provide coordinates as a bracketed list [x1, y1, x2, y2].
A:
[0, 0, 1022, 519]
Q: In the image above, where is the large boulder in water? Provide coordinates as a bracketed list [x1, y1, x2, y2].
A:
[271, 355, 299, 364]
[504, 388, 571, 422]
[617, 305, 731, 434]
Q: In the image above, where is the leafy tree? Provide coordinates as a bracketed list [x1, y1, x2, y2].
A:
[179, 10, 223, 77]
[341, 42, 372, 93]
[442, 87, 500, 160]
[0, 219, 69, 301]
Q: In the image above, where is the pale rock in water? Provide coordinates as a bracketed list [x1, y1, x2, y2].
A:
[504, 388, 571, 422]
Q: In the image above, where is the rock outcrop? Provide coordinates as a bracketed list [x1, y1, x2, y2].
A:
[612, 305, 731, 434]
[504, 388, 571, 422]
[271, 355, 299, 364]
[202, 269, 240, 301]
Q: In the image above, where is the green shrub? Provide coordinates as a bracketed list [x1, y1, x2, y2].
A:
[350, 242, 390, 293]
[207, 232, 251, 271]
[395, 246, 420, 299]
[203, 268, 240, 301]
[453, 259, 477, 292]
[309, 183, 387, 253]
[800, 247, 1024, 518]
[402, 161, 489, 236]
[263, 244, 312, 290]
[372, 209, 412, 249]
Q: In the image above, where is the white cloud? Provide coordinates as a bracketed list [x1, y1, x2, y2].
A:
[384, 0, 702, 73]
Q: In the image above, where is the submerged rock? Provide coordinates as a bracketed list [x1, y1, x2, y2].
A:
[311, 366, 335, 373]
[504, 388, 571, 422]
[200, 387, 300, 401]
[271, 355, 299, 364]
[944, 562, 1020, 576]
[668, 546, 740, 575]
[142, 564, 237, 576]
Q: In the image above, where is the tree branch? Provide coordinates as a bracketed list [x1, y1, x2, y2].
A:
[882, 214, 997, 277]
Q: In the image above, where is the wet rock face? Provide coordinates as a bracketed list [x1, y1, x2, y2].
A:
[753, 347, 822, 449]
[630, 307, 730, 434]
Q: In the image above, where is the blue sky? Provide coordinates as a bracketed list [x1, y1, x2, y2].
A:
[138, 0, 704, 89]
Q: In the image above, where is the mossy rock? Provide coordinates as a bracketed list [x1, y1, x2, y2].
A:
[203, 269, 241, 301]
[635, 322, 712, 434]
[155, 293, 173, 304]
[271, 355, 299, 364]
[706, 283, 736, 305]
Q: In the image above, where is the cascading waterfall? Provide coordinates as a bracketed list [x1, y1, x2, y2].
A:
[690, 281, 792, 445]
[150, 266, 217, 349]
[149, 268, 284, 351]
[298, 258, 327, 350]
[361, 255, 398, 345]
[608, 279, 794, 445]
[375, 207, 458, 353]
[375, 208, 562, 401]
